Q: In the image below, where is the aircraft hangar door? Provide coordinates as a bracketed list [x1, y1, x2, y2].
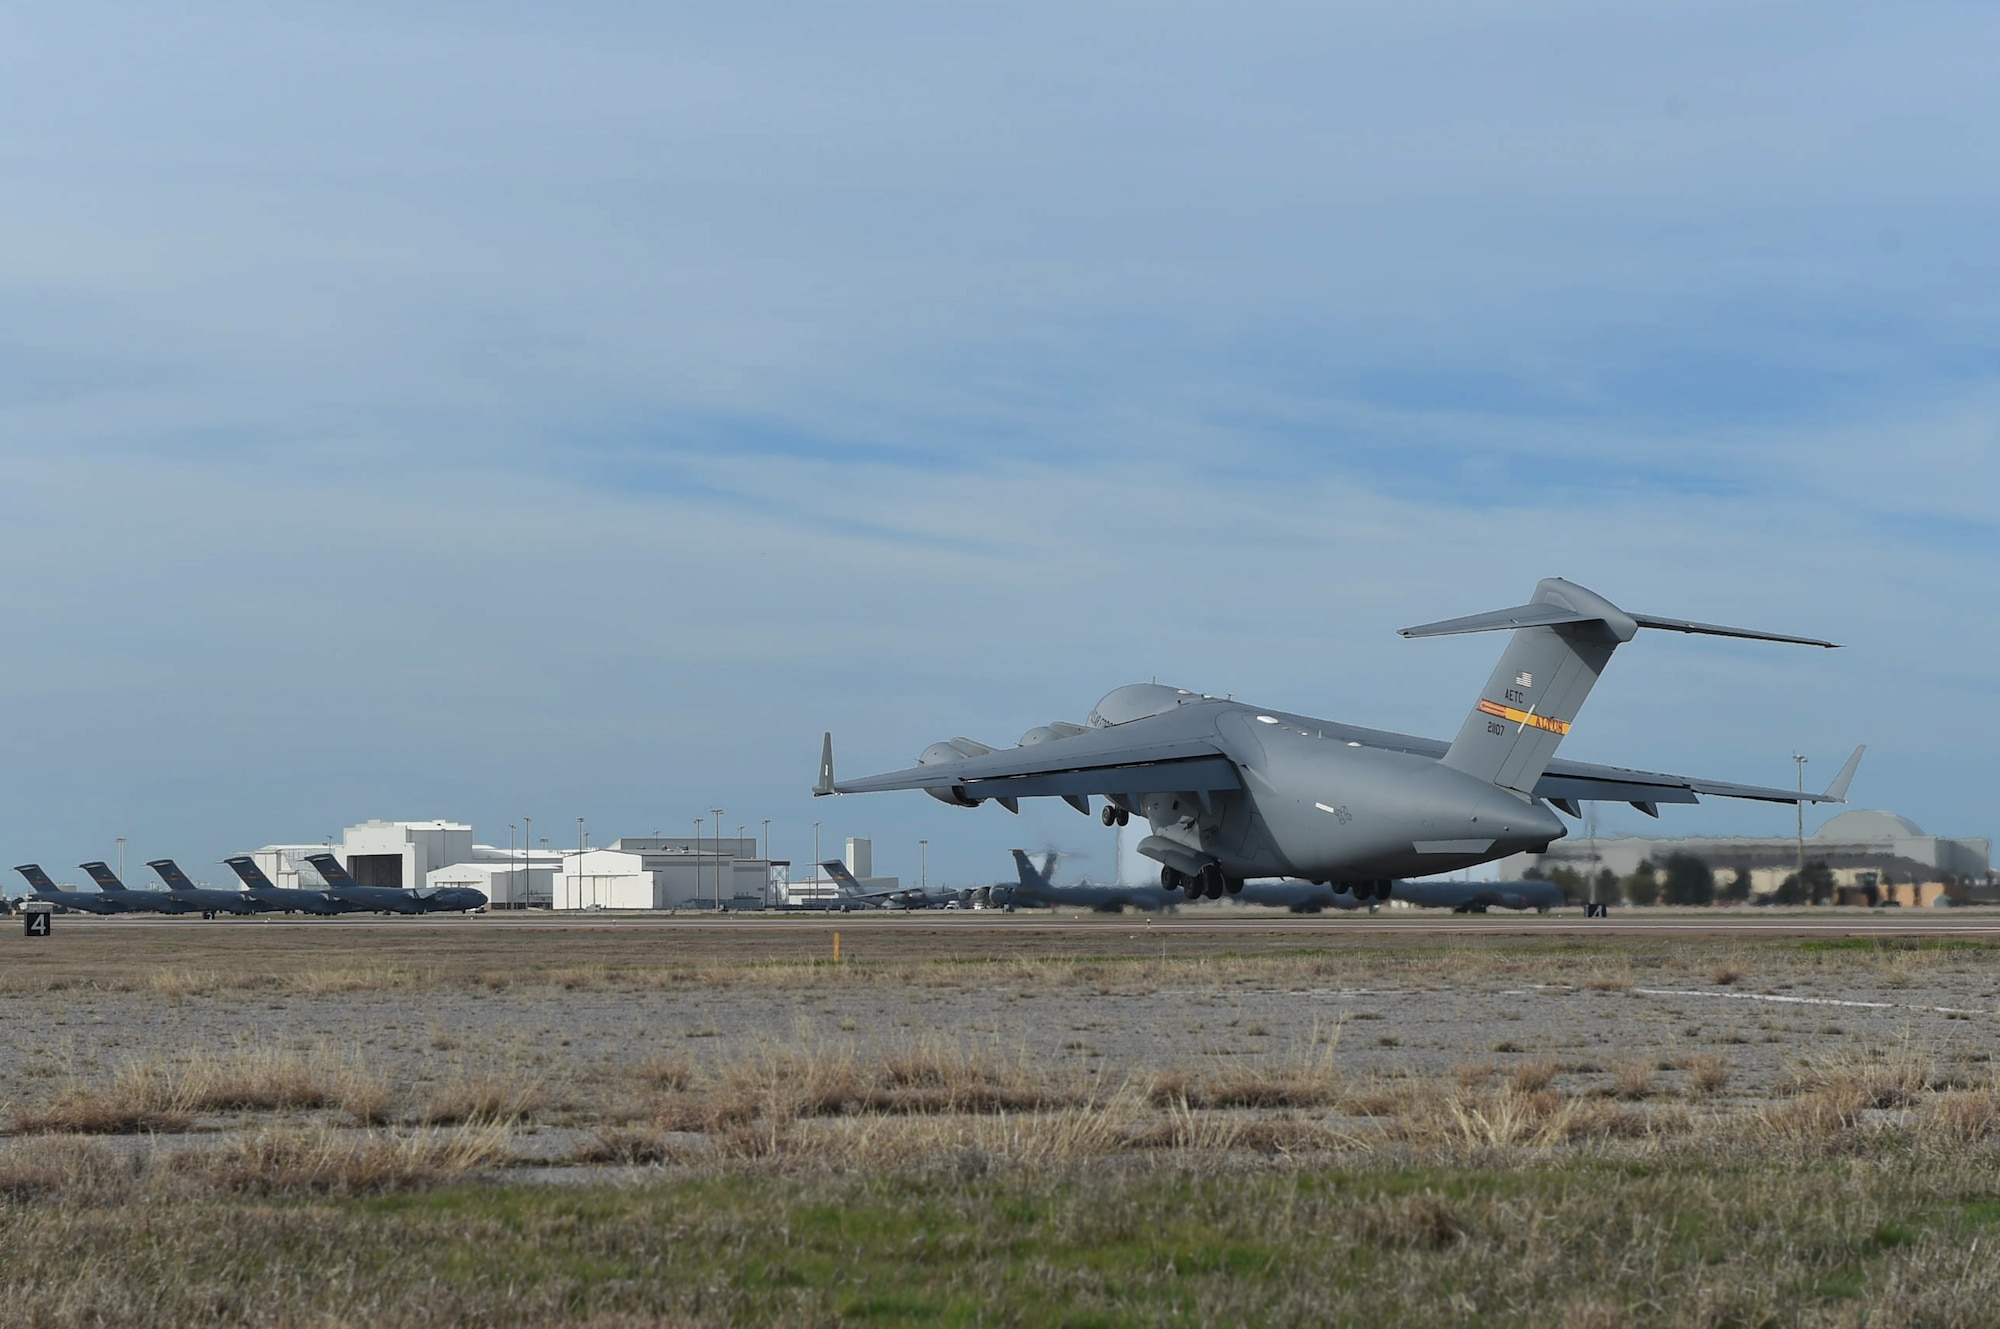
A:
[348, 854, 403, 889]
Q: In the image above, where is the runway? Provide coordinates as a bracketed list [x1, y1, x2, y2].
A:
[25, 907, 2000, 940]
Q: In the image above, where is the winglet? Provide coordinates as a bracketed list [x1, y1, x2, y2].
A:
[813, 732, 836, 797]
[1822, 745, 1866, 802]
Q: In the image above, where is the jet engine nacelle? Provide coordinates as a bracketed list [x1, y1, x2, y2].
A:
[917, 740, 987, 807]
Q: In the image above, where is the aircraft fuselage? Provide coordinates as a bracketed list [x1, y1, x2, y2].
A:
[1119, 700, 1566, 886]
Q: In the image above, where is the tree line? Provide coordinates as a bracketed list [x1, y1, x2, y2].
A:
[1526, 855, 1839, 906]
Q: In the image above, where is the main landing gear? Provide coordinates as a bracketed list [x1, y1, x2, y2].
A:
[1160, 864, 1239, 900]
[1099, 805, 1131, 827]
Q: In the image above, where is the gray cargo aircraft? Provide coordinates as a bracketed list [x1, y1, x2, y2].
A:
[815, 579, 1862, 900]
[11, 864, 144, 914]
[221, 856, 356, 915]
[145, 859, 257, 918]
[303, 853, 488, 914]
[995, 848, 1179, 912]
[75, 862, 200, 914]
[818, 860, 946, 909]
[1395, 878, 1567, 913]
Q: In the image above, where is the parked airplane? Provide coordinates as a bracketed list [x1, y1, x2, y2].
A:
[303, 853, 488, 914]
[221, 856, 356, 915]
[1394, 878, 1566, 913]
[994, 848, 1179, 912]
[11, 864, 144, 914]
[819, 860, 938, 909]
[816, 578, 1861, 901]
[76, 862, 200, 914]
[145, 859, 257, 918]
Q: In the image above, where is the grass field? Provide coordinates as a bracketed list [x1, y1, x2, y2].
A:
[4, 917, 2000, 1325]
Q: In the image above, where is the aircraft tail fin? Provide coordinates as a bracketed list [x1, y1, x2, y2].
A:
[223, 856, 278, 891]
[1011, 849, 1054, 891]
[13, 864, 60, 893]
[1403, 578, 1837, 795]
[147, 859, 197, 892]
[77, 861, 125, 891]
[820, 860, 862, 892]
[303, 853, 359, 889]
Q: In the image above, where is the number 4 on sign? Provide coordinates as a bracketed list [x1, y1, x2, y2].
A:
[24, 911, 51, 937]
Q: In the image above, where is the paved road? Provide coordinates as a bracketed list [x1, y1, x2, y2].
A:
[24, 908, 2000, 939]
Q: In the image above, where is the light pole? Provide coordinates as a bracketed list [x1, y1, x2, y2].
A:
[920, 839, 928, 896]
[694, 818, 704, 908]
[524, 816, 533, 905]
[1794, 754, 1808, 900]
[509, 824, 516, 908]
[762, 819, 771, 863]
[116, 837, 126, 883]
[813, 821, 821, 891]
[712, 808, 724, 908]
[576, 817, 585, 909]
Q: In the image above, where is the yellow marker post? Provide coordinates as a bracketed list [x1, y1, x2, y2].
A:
[832, 931, 842, 963]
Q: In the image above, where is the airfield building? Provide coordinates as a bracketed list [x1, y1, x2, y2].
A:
[552, 837, 783, 910]
[1502, 809, 1991, 899]
[251, 820, 561, 908]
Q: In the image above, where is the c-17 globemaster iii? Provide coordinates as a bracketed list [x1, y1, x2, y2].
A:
[814, 578, 1863, 901]
[304, 853, 489, 914]
[12, 864, 150, 914]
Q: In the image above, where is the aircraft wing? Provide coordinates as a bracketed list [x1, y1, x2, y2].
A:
[1533, 745, 1864, 810]
[1268, 714, 1862, 809]
[820, 708, 1857, 811]
[818, 726, 1240, 801]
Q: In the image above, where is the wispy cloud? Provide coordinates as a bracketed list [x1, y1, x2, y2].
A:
[0, 3, 1993, 882]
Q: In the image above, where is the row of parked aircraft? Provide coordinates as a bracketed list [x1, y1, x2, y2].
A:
[11, 854, 489, 917]
[821, 850, 1566, 914]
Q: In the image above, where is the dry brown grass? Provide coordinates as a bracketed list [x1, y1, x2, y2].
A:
[1708, 959, 1747, 985]
[8, 1046, 393, 1134]
[11, 1061, 193, 1134]
[422, 1073, 545, 1125]
[0, 1136, 132, 1203]
[1684, 1053, 1732, 1096]
[1511, 1057, 1558, 1094]
[172, 1124, 509, 1195]
[1609, 1058, 1656, 1100]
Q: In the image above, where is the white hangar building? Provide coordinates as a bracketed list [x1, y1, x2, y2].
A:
[248, 819, 559, 908]
[554, 836, 779, 910]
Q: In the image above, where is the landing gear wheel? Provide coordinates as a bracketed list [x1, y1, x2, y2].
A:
[1199, 864, 1226, 899]
[1102, 805, 1119, 827]
[1161, 867, 1184, 892]
[1116, 808, 1130, 826]
[1225, 877, 1242, 896]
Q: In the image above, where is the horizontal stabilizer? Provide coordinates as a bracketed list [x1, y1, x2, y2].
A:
[147, 859, 198, 892]
[223, 856, 280, 891]
[1404, 602, 1839, 649]
[1399, 603, 1605, 639]
[13, 865, 59, 892]
[1628, 614, 1839, 649]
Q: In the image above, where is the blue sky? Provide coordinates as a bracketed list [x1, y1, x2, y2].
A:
[0, 2, 1994, 888]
